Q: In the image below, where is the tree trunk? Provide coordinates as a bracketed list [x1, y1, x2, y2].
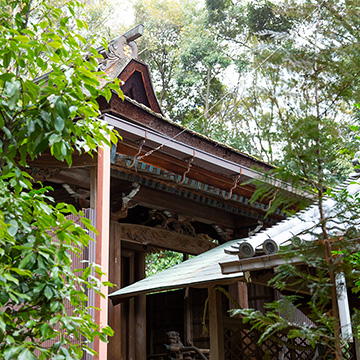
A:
[203, 66, 211, 135]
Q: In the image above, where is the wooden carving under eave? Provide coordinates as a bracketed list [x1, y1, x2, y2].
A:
[114, 222, 217, 255]
[25, 167, 61, 182]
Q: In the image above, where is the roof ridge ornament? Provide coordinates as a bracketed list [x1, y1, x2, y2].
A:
[98, 24, 144, 72]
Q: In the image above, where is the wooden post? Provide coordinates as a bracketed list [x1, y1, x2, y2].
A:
[108, 222, 122, 359]
[94, 143, 111, 360]
[355, 336, 360, 360]
[129, 253, 136, 360]
[184, 288, 193, 345]
[238, 281, 249, 309]
[208, 287, 225, 360]
[135, 252, 147, 359]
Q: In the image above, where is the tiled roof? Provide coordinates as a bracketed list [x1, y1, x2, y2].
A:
[224, 173, 360, 258]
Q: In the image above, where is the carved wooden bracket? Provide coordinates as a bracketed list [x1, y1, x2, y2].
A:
[99, 36, 138, 73]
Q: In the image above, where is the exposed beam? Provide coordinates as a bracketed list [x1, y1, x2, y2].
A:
[47, 168, 91, 189]
[117, 185, 243, 229]
[113, 222, 217, 255]
[26, 151, 96, 168]
[110, 163, 283, 224]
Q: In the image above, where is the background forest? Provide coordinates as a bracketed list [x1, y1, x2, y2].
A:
[129, 0, 360, 184]
[80, 0, 360, 185]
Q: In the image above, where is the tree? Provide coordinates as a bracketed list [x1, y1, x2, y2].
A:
[134, 0, 232, 137]
[173, 15, 231, 136]
[55, 0, 119, 45]
[227, 1, 360, 358]
[227, 0, 358, 174]
[134, 0, 185, 113]
[0, 0, 122, 359]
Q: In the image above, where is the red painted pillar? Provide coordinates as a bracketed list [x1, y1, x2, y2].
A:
[94, 142, 111, 360]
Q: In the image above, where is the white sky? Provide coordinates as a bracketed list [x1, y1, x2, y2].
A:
[109, 0, 135, 26]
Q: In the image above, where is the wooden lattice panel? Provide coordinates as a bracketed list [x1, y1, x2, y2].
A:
[224, 328, 260, 359]
[223, 317, 320, 360]
[342, 342, 356, 360]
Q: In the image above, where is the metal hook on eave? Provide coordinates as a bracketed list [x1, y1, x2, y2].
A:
[263, 189, 279, 212]
[177, 151, 196, 185]
[127, 137, 146, 168]
[223, 169, 242, 200]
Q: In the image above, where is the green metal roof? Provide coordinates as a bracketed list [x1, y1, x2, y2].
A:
[109, 239, 244, 304]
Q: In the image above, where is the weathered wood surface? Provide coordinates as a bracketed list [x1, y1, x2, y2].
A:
[135, 252, 146, 360]
[112, 185, 243, 229]
[114, 222, 217, 255]
[26, 151, 97, 168]
[108, 222, 122, 360]
[208, 287, 225, 360]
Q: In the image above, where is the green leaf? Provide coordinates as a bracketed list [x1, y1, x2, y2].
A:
[54, 117, 65, 132]
[49, 133, 62, 146]
[41, 323, 51, 338]
[47, 41, 63, 49]
[7, 220, 18, 236]
[82, 266, 91, 279]
[0, 73, 15, 81]
[4, 273, 19, 285]
[14, 35, 30, 43]
[33, 138, 49, 155]
[3, 52, 11, 68]
[103, 87, 112, 102]
[19, 253, 33, 269]
[33, 283, 45, 293]
[76, 19, 85, 29]
[10, 268, 32, 277]
[55, 100, 69, 120]
[44, 286, 53, 299]
[4, 345, 24, 360]
[18, 349, 37, 360]
[101, 325, 114, 336]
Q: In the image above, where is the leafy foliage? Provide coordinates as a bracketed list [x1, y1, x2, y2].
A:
[0, 0, 122, 358]
[0, 185, 113, 359]
[146, 250, 185, 277]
